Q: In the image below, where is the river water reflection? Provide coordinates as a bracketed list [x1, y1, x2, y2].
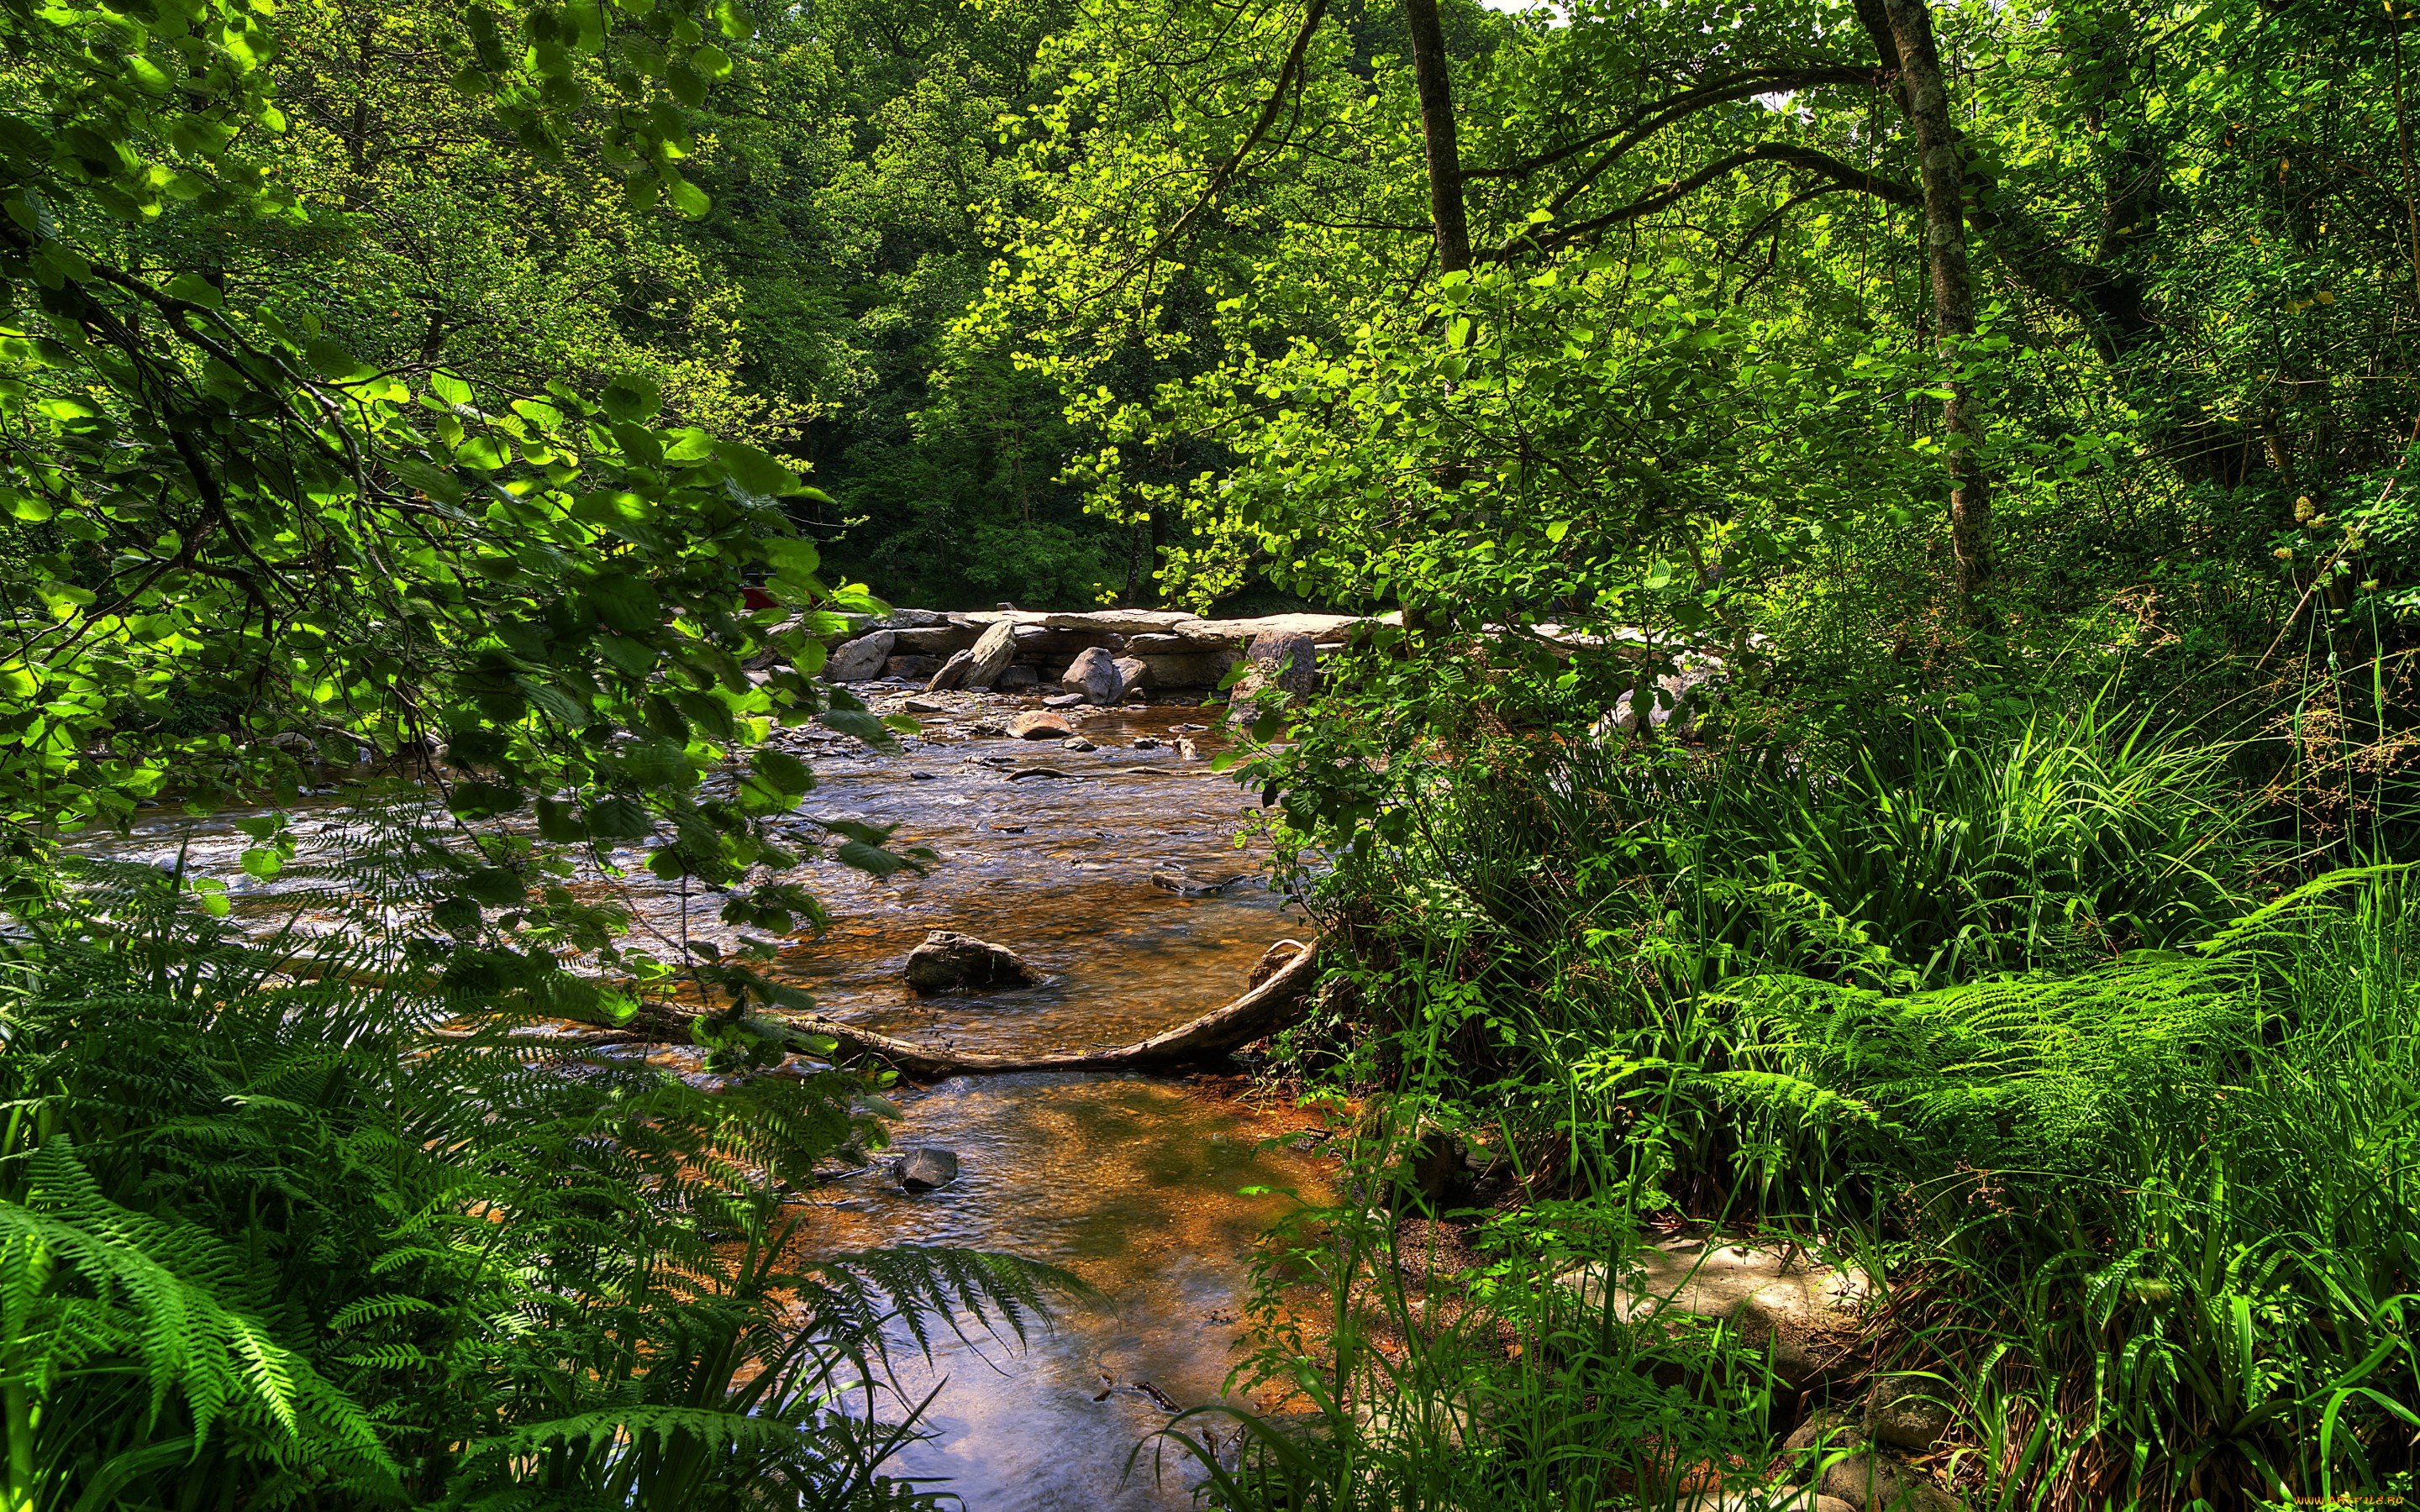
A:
[76, 692, 1335, 1509]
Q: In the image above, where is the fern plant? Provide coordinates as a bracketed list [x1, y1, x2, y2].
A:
[0, 877, 1077, 1511]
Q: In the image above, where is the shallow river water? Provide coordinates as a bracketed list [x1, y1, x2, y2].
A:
[81, 693, 1336, 1509]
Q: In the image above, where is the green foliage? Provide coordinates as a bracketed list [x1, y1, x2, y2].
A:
[1210, 676, 2418, 1508]
[0, 894, 1080, 1509]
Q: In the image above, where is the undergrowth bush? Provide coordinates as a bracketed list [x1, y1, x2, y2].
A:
[1220, 693, 2418, 1510]
[0, 877, 1074, 1509]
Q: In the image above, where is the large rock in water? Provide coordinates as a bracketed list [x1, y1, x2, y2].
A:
[823, 629, 896, 683]
[924, 648, 976, 691]
[1249, 631, 1318, 696]
[893, 1147, 959, 1191]
[1111, 656, 1150, 697]
[962, 621, 1018, 690]
[1132, 652, 1230, 688]
[903, 930, 1038, 993]
[1060, 646, 1126, 705]
[1173, 612, 1363, 648]
[1225, 630, 1318, 725]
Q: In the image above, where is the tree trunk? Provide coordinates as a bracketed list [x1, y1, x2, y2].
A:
[1882, 0, 1991, 619]
[1402, 0, 1470, 274]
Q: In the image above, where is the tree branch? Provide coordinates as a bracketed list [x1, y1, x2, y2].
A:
[1465, 66, 1880, 184]
[1486, 142, 1918, 260]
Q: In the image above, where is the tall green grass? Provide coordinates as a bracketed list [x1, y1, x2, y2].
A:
[1215, 698, 2418, 1510]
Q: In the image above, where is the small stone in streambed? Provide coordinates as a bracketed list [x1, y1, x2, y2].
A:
[903, 930, 1037, 993]
[1062, 737, 1097, 752]
[967, 719, 1008, 738]
[903, 696, 951, 714]
[1151, 869, 1249, 896]
[908, 770, 937, 780]
[1131, 737, 1162, 750]
[893, 1147, 959, 1191]
[1007, 710, 1075, 740]
[1007, 767, 1075, 781]
[1043, 692, 1086, 708]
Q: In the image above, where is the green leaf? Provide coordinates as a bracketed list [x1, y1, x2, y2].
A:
[602, 374, 662, 423]
[162, 272, 224, 307]
[585, 574, 660, 635]
[447, 781, 525, 818]
[463, 867, 526, 906]
[834, 839, 912, 877]
[586, 795, 652, 840]
[665, 170, 710, 218]
[816, 707, 897, 750]
[302, 336, 362, 381]
[239, 847, 283, 880]
[761, 536, 820, 579]
[535, 797, 589, 843]
[716, 441, 802, 497]
[750, 747, 814, 795]
[432, 895, 481, 934]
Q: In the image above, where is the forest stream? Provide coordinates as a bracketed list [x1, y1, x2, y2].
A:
[81, 699, 1336, 1511]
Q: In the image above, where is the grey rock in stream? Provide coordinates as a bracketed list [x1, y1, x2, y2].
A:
[892, 1147, 960, 1191]
[1226, 630, 1318, 725]
[1151, 869, 1248, 896]
[1060, 645, 1125, 705]
[925, 648, 976, 691]
[823, 629, 897, 682]
[904, 931, 1038, 994]
[963, 621, 1018, 690]
[1042, 691, 1086, 708]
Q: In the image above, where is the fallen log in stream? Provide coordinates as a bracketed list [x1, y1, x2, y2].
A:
[597, 940, 1320, 1080]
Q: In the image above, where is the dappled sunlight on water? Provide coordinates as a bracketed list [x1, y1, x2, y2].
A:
[72, 691, 1337, 1509]
[794, 1073, 1334, 1509]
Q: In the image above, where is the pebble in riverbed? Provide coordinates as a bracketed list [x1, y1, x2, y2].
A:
[1007, 710, 1075, 740]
